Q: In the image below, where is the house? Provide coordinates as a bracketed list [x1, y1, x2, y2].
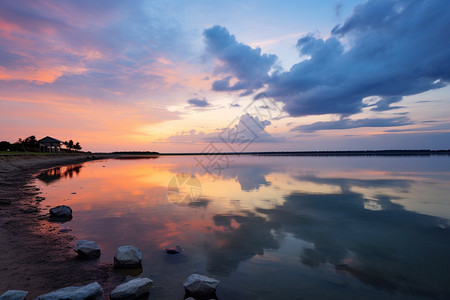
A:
[38, 136, 62, 153]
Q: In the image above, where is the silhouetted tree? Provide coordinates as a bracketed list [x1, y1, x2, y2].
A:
[73, 142, 82, 150]
[0, 141, 12, 151]
[15, 135, 39, 152]
[63, 140, 73, 150]
[63, 139, 82, 151]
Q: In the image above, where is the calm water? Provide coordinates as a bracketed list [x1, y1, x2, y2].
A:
[34, 156, 450, 299]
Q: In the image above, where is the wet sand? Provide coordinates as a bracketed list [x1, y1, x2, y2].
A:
[0, 154, 126, 298]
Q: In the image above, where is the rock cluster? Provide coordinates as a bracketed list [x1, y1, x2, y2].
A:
[17, 199, 224, 299]
[3, 270, 221, 299]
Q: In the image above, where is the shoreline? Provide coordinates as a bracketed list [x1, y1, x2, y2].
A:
[0, 154, 125, 298]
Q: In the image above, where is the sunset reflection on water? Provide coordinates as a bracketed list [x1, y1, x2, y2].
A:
[34, 156, 450, 299]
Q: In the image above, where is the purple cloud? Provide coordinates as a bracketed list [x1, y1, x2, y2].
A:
[367, 96, 404, 112]
[268, 0, 449, 116]
[0, 0, 194, 102]
[203, 25, 278, 96]
[291, 116, 413, 133]
[187, 98, 210, 107]
[168, 114, 286, 144]
[205, 0, 450, 119]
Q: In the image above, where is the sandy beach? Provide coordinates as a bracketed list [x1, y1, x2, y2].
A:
[0, 154, 125, 298]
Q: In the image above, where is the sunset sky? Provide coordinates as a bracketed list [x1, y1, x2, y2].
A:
[1, 0, 449, 152]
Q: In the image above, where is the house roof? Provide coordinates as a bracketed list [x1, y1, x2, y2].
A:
[38, 136, 62, 143]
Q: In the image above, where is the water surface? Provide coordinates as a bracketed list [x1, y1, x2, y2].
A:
[34, 155, 450, 299]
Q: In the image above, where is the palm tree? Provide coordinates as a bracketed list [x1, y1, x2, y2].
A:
[73, 142, 82, 150]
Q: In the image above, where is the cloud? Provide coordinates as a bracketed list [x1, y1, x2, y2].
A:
[292, 116, 413, 133]
[266, 0, 450, 117]
[335, 2, 343, 17]
[168, 113, 286, 145]
[0, 0, 198, 150]
[0, 0, 195, 93]
[187, 98, 210, 107]
[204, 1, 449, 118]
[366, 96, 404, 111]
[203, 25, 278, 95]
[227, 113, 277, 143]
[384, 121, 450, 133]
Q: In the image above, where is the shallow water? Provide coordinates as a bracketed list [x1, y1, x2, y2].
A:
[34, 155, 450, 299]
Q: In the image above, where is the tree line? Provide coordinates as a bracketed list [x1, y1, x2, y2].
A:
[0, 135, 82, 152]
[63, 140, 82, 151]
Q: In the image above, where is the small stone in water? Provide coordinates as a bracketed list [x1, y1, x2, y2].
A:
[114, 246, 143, 268]
[110, 278, 153, 300]
[49, 205, 72, 219]
[165, 245, 183, 254]
[74, 240, 101, 258]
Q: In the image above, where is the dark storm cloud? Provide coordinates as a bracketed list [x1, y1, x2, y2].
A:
[203, 25, 278, 95]
[187, 98, 210, 107]
[268, 0, 449, 117]
[205, 0, 450, 119]
[292, 116, 413, 133]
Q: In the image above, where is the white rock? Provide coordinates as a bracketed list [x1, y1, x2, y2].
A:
[0, 290, 28, 300]
[49, 205, 72, 218]
[34, 282, 103, 300]
[110, 278, 153, 299]
[74, 240, 101, 258]
[114, 246, 143, 268]
[183, 274, 220, 297]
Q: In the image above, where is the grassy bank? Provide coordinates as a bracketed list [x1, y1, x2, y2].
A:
[0, 151, 90, 156]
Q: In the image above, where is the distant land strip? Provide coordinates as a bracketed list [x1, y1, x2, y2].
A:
[154, 150, 450, 156]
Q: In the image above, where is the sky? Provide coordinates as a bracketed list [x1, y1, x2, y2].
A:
[0, 0, 449, 152]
